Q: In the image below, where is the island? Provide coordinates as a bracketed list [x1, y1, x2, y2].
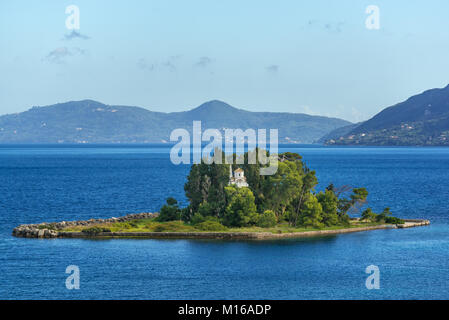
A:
[12, 150, 430, 240]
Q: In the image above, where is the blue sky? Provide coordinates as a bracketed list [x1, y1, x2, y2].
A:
[1, 0, 449, 122]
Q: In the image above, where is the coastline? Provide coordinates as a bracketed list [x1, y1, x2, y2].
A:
[12, 213, 430, 241]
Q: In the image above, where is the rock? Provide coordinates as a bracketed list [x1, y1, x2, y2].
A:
[11, 212, 159, 238]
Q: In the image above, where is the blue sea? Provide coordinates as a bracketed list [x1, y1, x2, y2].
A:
[1, 145, 449, 300]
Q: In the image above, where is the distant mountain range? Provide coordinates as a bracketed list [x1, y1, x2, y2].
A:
[0, 100, 351, 144]
[317, 123, 361, 144]
[325, 84, 449, 146]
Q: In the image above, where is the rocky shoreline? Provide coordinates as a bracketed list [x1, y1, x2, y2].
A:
[12, 213, 430, 240]
[12, 212, 158, 239]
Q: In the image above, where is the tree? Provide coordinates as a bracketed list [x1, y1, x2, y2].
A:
[317, 189, 339, 226]
[184, 164, 202, 217]
[289, 168, 318, 226]
[256, 210, 277, 228]
[333, 185, 352, 198]
[375, 207, 392, 223]
[351, 188, 369, 208]
[338, 187, 369, 220]
[197, 201, 214, 217]
[361, 208, 377, 222]
[181, 149, 377, 230]
[241, 148, 265, 210]
[206, 162, 229, 217]
[158, 198, 182, 222]
[263, 160, 303, 218]
[166, 197, 178, 206]
[223, 186, 258, 227]
[184, 155, 230, 220]
[300, 194, 324, 229]
[279, 152, 303, 162]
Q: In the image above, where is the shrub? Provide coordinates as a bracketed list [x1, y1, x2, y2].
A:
[256, 210, 277, 228]
[339, 214, 351, 226]
[195, 221, 227, 231]
[82, 227, 111, 235]
[166, 197, 178, 206]
[191, 213, 206, 225]
[197, 202, 215, 217]
[385, 216, 405, 224]
[181, 206, 193, 222]
[376, 207, 392, 223]
[361, 208, 377, 222]
[278, 210, 291, 223]
[158, 198, 182, 222]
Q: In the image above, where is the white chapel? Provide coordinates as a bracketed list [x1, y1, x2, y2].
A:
[229, 165, 249, 188]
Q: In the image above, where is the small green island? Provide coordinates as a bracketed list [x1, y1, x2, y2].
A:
[13, 150, 430, 240]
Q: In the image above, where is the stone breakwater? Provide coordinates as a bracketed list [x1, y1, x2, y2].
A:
[396, 219, 431, 228]
[12, 214, 430, 240]
[12, 212, 158, 238]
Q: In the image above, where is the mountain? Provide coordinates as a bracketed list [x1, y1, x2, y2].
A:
[325, 84, 449, 146]
[0, 100, 351, 144]
[317, 123, 361, 144]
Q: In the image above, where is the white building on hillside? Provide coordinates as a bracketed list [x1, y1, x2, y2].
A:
[229, 165, 249, 188]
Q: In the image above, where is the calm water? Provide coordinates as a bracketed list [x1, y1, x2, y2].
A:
[1, 145, 449, 299]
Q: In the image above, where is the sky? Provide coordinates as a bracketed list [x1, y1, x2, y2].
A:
[1, 0, 449, 122]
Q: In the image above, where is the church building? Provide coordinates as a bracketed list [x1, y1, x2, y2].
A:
[229, 165, 249, 188]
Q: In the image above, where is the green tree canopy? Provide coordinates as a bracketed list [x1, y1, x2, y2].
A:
[288, 168, 318, 226]
[256, 210, 277, 228]
[300, 194, 324, 229]
[223, 186, 258, 227]
[338, 187, 369, 217]
[178, 149, 398, 230]
[184, 154, 229, 220]
[317, 189, 339, 227]
[361, 208, 377, 222]
[262, 160, 304, 217]
[158, 198, 182, 222]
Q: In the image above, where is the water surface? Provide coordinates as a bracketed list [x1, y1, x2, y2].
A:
[1, 145, 448, 299]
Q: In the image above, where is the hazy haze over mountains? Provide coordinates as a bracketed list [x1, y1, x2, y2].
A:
[0, 100, 351, 144]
